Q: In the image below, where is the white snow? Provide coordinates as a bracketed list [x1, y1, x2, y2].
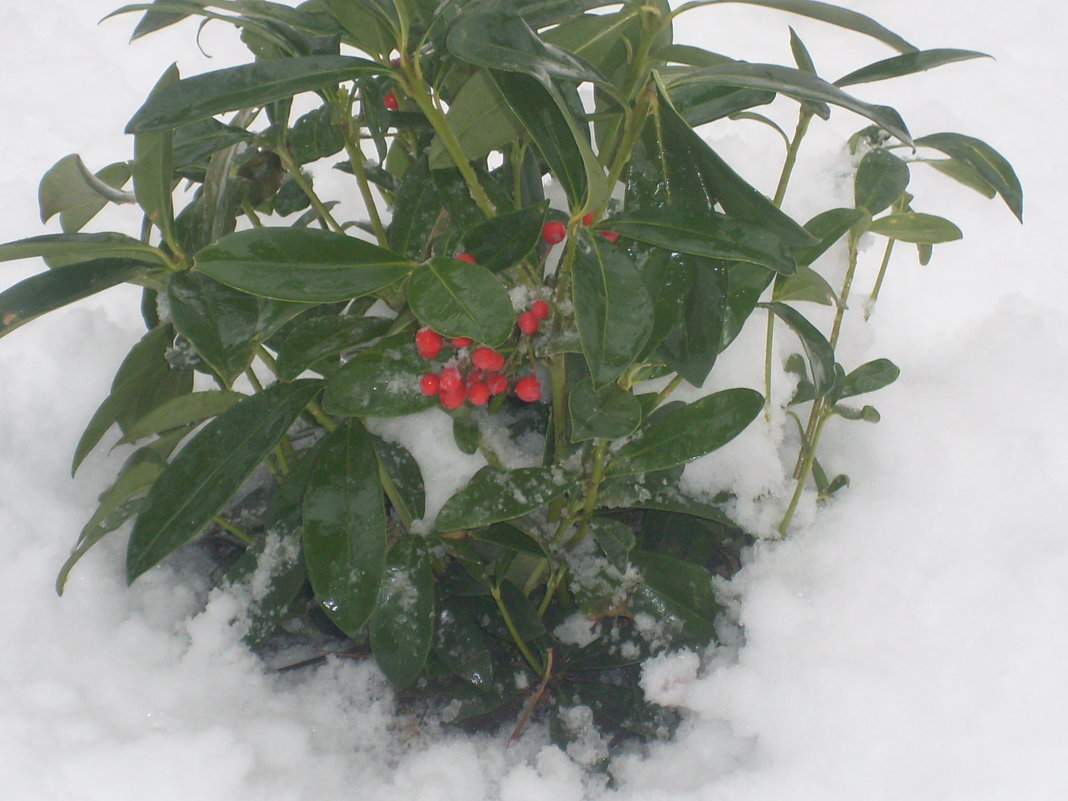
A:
[2, 1, 1067, 799]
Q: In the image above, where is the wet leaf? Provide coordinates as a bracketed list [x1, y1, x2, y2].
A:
[835, 48, 989, 88]
[370, 538, 435, 690]
[914, 132, 1022, 222]
[407, 256, 515, 347]
[569, 378, 643, 442]
[760, 302, 835, 396]
[854, 148, 910, 215]
[436, 466, 578, 531]
[866, 212, 962, 244]
[321, 332, 437, 417]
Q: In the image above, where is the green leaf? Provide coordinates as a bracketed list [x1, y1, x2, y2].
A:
[464, 201, 548, 273]
[447, 8, 614, 94]
[433, 599, 495, 686]
[134, 64, 179, 245]
[172, 118, 253, 174]
[569, 378, 642, 442]
[793, 207, 865, 267]
[436, 466, 577, 531]
[303, 420, 387, 637]
[370, 538, 435, 690]
[866, 212, 962, 244]
[321, 332, 437, 417]
[572, 233, 653, 385]
[924, 158, 996, 199]
[428, 70, 523, 170]
[0, 259, 147, 341]
[833, 403, 880, 422]
[674, 62, 912, 145]
[288, 104, 345, 164]
[387, 158, 442, 260]
[38, 154, 133, 232]
[658, 259, 728, 385]
[629, 549, 721, 646]
[0, 233, 167, 267]
[407, 256, 515, 346]
[167, 271, 308, 386]
[126, 55, 380, 133]
[760, 302, 835, 396]
[116, 390, 246, 445]
[195, 228, 416, 302]
[854, 148, 910, 215]
[722, 262, 774, 350]
[598, 470, 736, 527]
[914, 133, 1023, 222]
[57, 449, 164, 594]
[274, 313, 391, 381]
[452, 414, 480, 456]
[72, 324, 192, 474]
[489, 70, 608, 210]
[788, 26, 817, 73]
[672, 1, 916, 53]
[772, 265, 835, 305]
[372, 436, 426, 521]
[604, 208, 798, 274]
[838, 358, 899, 400]
[322, 0, 394, 55]
[126, 380, 321, 581]
[607, 388, 763, 476]
[835, 49, 989, 88]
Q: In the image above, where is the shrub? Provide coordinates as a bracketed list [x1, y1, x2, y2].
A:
[0, 0, 1021, 755]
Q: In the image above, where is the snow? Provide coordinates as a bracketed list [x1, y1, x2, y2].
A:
[2, 1, 1067, 799]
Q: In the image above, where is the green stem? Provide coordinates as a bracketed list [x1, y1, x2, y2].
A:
[275, 141, 343, 233]
[864, 236, 897, 320]
[537, 569, 563, 617]
[214, 515, 254, 545]
[652, 374, 683, 409]
[778, 407, 830, 535]
[377, 458, 413, 529]
[763, 308, 776, 421]
[334, 91, 390, 247]
[491, 584, 544, 675]
[241, 199, 264, 228]
[305, 397, 338, 433]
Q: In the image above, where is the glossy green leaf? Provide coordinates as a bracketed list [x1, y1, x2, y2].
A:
[598, 470, 736, 527]
[407, 256, 515, 346]
[866, 212, 962, 244]
[658, 259, 728, 386]
[833, 403, 880, 422]
[793, 207, 865, 267]
[428, 70, 523, 170]
[288, 104, 345, 164]
[167, 271, 309, 386]
[838, 358, 899, 400]
[57, 449, 164, 594]
[38, 154, 133, 232]
[773, 264, 836, 305]
[133, 64, 179, 245]
[760, 302, 835, 396]
[433, 599, 495, 686]
[854, 148, 910, 215]
[72, 324, 192, 474]
[674, 62, 912, 145]
[125, 380, 321, 581]
[722, 262, 774, 350]
[370, 538, 435, 690]
[0, 258, 147, 341]
[489, 70, 608, 210]
[0, 233, 167, 267]
[321, 332, 436, 417]
[126, 55, 380, 133]
[274, 313, 391, 381]
[127, 0, 195, 39]
[323, 0, 394, 55]
[116, 390, 245, 445]
[629, 549, 721, 646]
[464, 201, 548, 273]
[436, 465, 578, 531]
[569, 378, 642, 442]
[195, 228, 415, 302]
[303, 420, 386, 637]
[452, 414, 480, 456]
[607, 388, 763, 476]
[572, 233, 653, 385]
[638, 249, 691, 358]
[172, 118, 253, 174]
[914, 133, 1022, 222]
[835, 48, 989, 88]
[672, 0, 916, 53]
[472, 523, 546, 557]
[603, 208, 797, 274]
[924, 158, 997, 199]
[372, 436, 426, 522]
[388, 158, 442, 260]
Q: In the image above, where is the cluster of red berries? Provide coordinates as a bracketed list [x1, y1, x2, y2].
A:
[415, 300, 550, 409]
[540, 215, 618, 246]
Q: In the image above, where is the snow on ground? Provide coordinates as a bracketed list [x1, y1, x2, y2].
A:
[1, 1, 1066, 799]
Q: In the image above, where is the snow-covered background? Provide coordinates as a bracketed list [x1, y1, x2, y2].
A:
[2, 1, 1065, 799]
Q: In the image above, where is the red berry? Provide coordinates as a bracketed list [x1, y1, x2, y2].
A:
[472, 346, 505, 371]
[451, 336, 472, 348]
[457, 252, 477, 263]
[515, 375, 541, 402]
[439, 385, 465, 409]
[466, 368, 485, 385]
[486, 372, 508, 395]
[419, 373, 440, 396]
[384, 90, 399, 111]
[599, 230, 619, 243]
[582, 212, 595, 226]
[439, 367, 463, 392]
[530, 299, 550, 320]
[466, 381, 490, 406]
[517, 311, 540, 335]
[541, 220, 567, 245]
[415, 327, 443, 359]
